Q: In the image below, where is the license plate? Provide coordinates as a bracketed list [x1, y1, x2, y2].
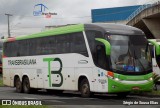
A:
[132, 87, 140, 90]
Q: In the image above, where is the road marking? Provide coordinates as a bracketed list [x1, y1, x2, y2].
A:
[23, 97, 37, 99]
[129, 95, 160, 99]
[44, 99, 66, 103]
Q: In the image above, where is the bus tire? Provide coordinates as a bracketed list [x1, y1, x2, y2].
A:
[15, 77, 23, 93]
[80, 78, 91, 98]
[22, 77, 31, 94]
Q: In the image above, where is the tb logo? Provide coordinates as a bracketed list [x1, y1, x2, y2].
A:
[43, 58, 63, 87]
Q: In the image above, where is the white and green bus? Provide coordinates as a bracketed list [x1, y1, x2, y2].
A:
[3, 23, 153, 98]
[148, 39, 160, 77]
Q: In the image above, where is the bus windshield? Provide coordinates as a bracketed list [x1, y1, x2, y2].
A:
[107, 35, 152, 73]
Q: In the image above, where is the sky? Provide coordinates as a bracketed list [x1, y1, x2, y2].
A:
[0, 0, 156, 37]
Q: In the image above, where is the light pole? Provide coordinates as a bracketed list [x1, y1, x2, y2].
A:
[5, 14, 13, 38]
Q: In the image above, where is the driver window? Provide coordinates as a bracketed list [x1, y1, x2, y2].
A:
[95, 41, 110, 70]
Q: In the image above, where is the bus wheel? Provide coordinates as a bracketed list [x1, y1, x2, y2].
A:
[80, 78, 91, 98]
[23, 77, 31, 93]
[117, 92, 129, 98]
[15, 77, 23, 93]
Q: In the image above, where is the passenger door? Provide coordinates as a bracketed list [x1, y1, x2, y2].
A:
[151, 46, 160, 75]
[37, 69, 44, 88]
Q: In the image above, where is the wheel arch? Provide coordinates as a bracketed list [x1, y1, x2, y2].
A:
[78, 75, 90, 91]
[22, 75, 29, 83]
[14, 75, 20, 87]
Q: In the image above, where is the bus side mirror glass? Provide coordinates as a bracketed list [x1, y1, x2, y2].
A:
[96, 45, 105, 57]
[95, 38, 111, 56]
[96, 44, 109, 69]
[96, 45, 105, 52]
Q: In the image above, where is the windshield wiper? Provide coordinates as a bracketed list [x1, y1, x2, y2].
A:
[133, 49, 145, 72]
[124, 41, 134, 72]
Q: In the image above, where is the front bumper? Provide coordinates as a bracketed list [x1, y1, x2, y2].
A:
[108, 78, 153, 93]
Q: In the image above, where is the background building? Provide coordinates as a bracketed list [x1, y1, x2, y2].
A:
[91, 5, 141, 24]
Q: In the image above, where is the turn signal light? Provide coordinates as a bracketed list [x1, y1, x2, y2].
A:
[107, 71, 114, 78]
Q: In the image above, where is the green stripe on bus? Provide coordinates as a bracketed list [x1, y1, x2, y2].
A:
[43, 58, 55, 87]
[15, 24, 84, 41]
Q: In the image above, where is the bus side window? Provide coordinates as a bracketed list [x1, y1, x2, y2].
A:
[85, 30, 103, 60]
[5, 42, 18, 57]
[95, 41, 109, 70]
[71, 32, 88, 57]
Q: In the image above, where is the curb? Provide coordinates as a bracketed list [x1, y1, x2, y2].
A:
[131, 93, 160, 98]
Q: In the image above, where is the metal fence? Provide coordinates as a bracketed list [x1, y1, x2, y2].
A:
[126, 0, 160, 22]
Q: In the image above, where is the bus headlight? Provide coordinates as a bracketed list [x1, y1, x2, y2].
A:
[115, 78, 119, 81]
[148, 77, 153, 81]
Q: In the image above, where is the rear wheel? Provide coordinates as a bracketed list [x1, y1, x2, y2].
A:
[23, 77, 31, 93]
[80, 78, 91, 98]
[15, 77, 23, 93]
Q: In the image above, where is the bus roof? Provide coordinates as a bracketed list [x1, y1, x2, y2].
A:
[84, 23, 144, 35]
[4, 23, 144, 42]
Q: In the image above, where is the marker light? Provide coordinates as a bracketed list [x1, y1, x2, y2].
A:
[8, 37, 16, 42]
[115, 78, 119, 81]
[107, 71, 114, 78]
[148, 77, 153, 81]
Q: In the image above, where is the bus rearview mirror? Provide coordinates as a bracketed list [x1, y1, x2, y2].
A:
[95, 38, 111, 56]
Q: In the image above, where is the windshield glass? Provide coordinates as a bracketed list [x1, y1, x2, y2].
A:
[107, 35, 152, 73]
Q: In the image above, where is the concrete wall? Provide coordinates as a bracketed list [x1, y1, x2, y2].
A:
[127, 3, 160, 39]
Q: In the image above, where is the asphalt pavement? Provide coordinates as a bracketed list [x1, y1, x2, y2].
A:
[0, 74, 160, 108]
[0, 87, 160, 108]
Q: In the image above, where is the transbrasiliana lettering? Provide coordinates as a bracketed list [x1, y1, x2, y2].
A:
[8, 59, 36, 65]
